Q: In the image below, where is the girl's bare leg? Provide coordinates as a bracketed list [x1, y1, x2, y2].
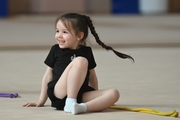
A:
[52, 56, 119, 114]
[53, 57, 88, 112]
[81, 89, 120, 112]
[54, 57, 88, 98]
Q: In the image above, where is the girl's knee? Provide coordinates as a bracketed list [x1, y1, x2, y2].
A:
[73, 57, 88, 66]
[109, 89, 120, 100]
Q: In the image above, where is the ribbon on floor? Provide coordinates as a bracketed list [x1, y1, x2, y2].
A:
[0, 93, 19, 98]
[109, 106, 179, 118]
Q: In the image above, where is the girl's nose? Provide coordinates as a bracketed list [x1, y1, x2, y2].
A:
[58, 32, 63, 38]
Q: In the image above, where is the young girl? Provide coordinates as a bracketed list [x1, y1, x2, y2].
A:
[23, 13, 134, 115]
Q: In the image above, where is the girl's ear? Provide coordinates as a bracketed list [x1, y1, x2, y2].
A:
[77, 32, 84, 41]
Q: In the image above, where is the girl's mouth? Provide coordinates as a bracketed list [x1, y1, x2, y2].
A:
[58, 40, 65, 44]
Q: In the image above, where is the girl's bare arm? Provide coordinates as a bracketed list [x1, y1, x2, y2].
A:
[23, 66, 53, 107]
[38, 66, 53, 105]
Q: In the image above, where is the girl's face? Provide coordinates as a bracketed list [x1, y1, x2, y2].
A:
[55, 20, 81, 49]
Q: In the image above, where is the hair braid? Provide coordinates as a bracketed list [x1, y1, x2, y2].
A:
[83, 15, 134, 62]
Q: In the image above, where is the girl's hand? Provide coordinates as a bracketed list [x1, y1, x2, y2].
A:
[23, 102, 44, 107]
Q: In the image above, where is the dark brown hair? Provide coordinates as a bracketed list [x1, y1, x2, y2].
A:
[55, 13, 134, 62]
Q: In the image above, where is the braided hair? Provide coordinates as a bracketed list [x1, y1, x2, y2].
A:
[57, 13, 134, 62]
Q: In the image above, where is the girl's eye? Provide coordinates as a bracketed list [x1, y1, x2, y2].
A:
[56, 29, 59, 33]
[63, 31, 68, 33]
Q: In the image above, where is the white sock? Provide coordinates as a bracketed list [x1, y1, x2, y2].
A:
[71, 103, 87, 115]
[64, 98, 77, 113]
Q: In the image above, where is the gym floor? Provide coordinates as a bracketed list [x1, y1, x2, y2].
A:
[0, 14, 180, 119]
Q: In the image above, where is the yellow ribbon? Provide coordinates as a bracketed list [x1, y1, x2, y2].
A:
[109, 106, 179, 118]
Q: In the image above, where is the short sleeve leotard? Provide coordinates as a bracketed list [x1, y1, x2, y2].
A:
[44, 44, 96, 110]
